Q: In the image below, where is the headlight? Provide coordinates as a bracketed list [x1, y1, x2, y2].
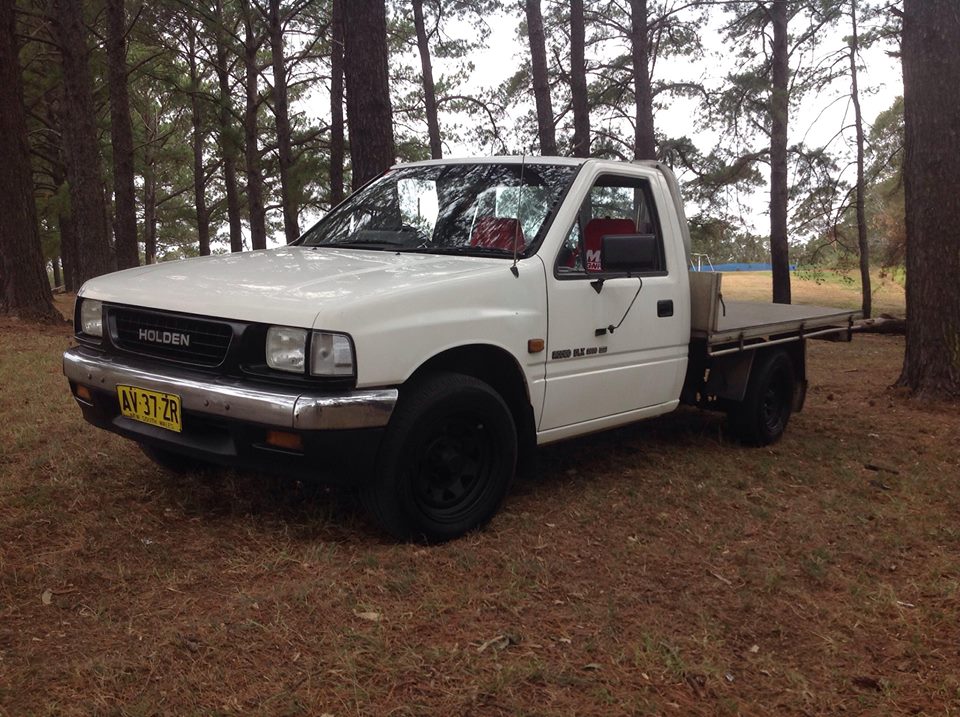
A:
[79, 299, 103, 337]
[265, 326, 307, 373]
[310, 331, 354, 377]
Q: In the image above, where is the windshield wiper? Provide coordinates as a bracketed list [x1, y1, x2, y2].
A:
[425, 245, 515, 256]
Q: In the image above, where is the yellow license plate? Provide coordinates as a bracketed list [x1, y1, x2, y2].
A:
[117, 385, 182, 433]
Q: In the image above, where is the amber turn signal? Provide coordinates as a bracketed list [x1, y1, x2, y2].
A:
[527, 338, 545, 353]
[75, 385, 92, 401]
[265, 430, 303, 451]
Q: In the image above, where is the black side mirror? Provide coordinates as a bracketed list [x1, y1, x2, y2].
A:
[599, 234, 660, 274]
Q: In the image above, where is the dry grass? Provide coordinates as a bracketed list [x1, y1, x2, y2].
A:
[720, 270, 905, 317]
[3, 278, 956, 716]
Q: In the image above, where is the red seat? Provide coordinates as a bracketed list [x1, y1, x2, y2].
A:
[583, 217, 636, 272]
[471, 218, 525, 251]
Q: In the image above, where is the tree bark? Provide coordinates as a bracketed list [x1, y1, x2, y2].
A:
[629, 0, 655, 159]
[105, 0, 139, 269]
[53, 0, 115, 283]
[187, 21, 211, 256]
[849, 0, 870, 318]
[241, 0, 267, 250]
[898, 0, 960, 397]
[329, 0, 345, 204]
[0, 0, 58, 320]
[524, 0, 556, 155]
[768, 0, 791, 304]
[213, 0, 244, 253]
[343, 0, 395, 189]
[52, 256, 62, 290]
[412, 0, 442, 159]
[569, 0, 590, 158]
[142, 103, 158, 264]
[268, 0, 300, 243]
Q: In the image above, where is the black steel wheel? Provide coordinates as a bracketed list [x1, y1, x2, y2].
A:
[361, 372, 517, 542]
[728, 350, 796, 446]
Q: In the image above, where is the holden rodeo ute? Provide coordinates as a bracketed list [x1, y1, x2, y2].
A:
[64, 158, 858, 542]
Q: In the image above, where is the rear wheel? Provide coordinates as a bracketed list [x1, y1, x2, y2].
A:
[728, 350, 796, 446]
[361, 372, 517, 543]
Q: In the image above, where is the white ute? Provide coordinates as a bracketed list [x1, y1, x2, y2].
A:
[64, 157, 858, 541]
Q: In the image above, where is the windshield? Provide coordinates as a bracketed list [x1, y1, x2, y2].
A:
[299, 162, 578, 256]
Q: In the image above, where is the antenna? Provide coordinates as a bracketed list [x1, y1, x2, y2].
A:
[511, 154, 526, 278]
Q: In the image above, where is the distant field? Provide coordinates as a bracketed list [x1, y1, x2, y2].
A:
[720, 269, 906, 317]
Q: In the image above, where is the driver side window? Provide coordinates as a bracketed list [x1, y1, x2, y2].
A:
[556, 174, 665, 276]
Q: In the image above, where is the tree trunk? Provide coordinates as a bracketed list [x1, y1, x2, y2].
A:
[343, 0, 395, 189]
[898, 0, 960, 397]
[412, 0, 442, 159]
[569, 0, 590, 158]
[241, 0, 267, 250]
[629, 0, 655, 159]
[524, 0, 557, 155]
[268, 0, 300, 243]
[105, 0, 139, 269]
[0, 0, 58, 320]
[849, 0, 870, 318]
[53, 0, 115, 284]
[214, 0, 244, 253]
[186, 22, 210, 256]
[329, 0, 345, 204]
[52, 256, 62, 290]
[768, 0, 791, 304]
[142, 103, 158, 264]
[59, 209, 78, 290]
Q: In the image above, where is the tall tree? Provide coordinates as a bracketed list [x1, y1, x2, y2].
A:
[524, 0, 557, 155]
[713, 1, 840, 304]
[412, 0, 442, 159]
[768, 0, 790, 304]
[569, 0, 590, 157]
[329, 0, 345, 203]
[266, 0, 300, 243]
[897, 0, 960, 397]
[240, 0, 267, 249]
[343, 0, 395, 188]
[847, 0, 870, 318]
[0, 0, 58, 320]
[105, 0, 139, 268]
[185, 18, 211, 256]
[213, 0, 244, 252]
[629, 0, 655, 159]
[53, 0, 114, 283]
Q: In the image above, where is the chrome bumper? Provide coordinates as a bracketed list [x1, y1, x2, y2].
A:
[63, 347, 397, 430]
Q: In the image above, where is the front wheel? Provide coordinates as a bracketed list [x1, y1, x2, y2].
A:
[727, 350, 796, 446]
[361, 372, 517, 543]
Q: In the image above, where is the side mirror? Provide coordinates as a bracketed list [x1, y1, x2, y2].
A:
[598, 234, 660, 274]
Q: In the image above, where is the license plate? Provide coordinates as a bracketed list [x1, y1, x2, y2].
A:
[117, 385, 182, 433]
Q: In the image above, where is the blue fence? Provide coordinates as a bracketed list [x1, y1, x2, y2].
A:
[691, 262, 798, 272]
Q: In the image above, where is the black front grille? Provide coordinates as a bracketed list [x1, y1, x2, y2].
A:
[110, 307, 233, 366]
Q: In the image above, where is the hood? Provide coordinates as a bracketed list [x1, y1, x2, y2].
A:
[79, 246, 510, 327]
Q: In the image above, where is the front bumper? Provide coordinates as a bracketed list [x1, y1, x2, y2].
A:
[63, 347, 398, 483]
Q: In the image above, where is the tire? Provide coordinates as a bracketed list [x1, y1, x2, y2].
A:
[140, 443, 207, 474]
[361, 372, 517, 543]
[728, 350, 796, 446]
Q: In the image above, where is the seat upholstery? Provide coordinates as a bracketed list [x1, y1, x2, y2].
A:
[471, 217, 525, 251]
[583, 217, 636, 272]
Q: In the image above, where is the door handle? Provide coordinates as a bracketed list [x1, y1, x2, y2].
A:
[657, 299, 674, 317]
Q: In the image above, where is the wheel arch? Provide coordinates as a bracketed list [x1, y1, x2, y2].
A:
[404, 344, 536, 460]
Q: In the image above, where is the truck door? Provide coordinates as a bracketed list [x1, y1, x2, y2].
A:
[538, 168, 690, 434]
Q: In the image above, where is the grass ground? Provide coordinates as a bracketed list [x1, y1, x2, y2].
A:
[4, 277, 957, 716]
[719, 269, 905, 317]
